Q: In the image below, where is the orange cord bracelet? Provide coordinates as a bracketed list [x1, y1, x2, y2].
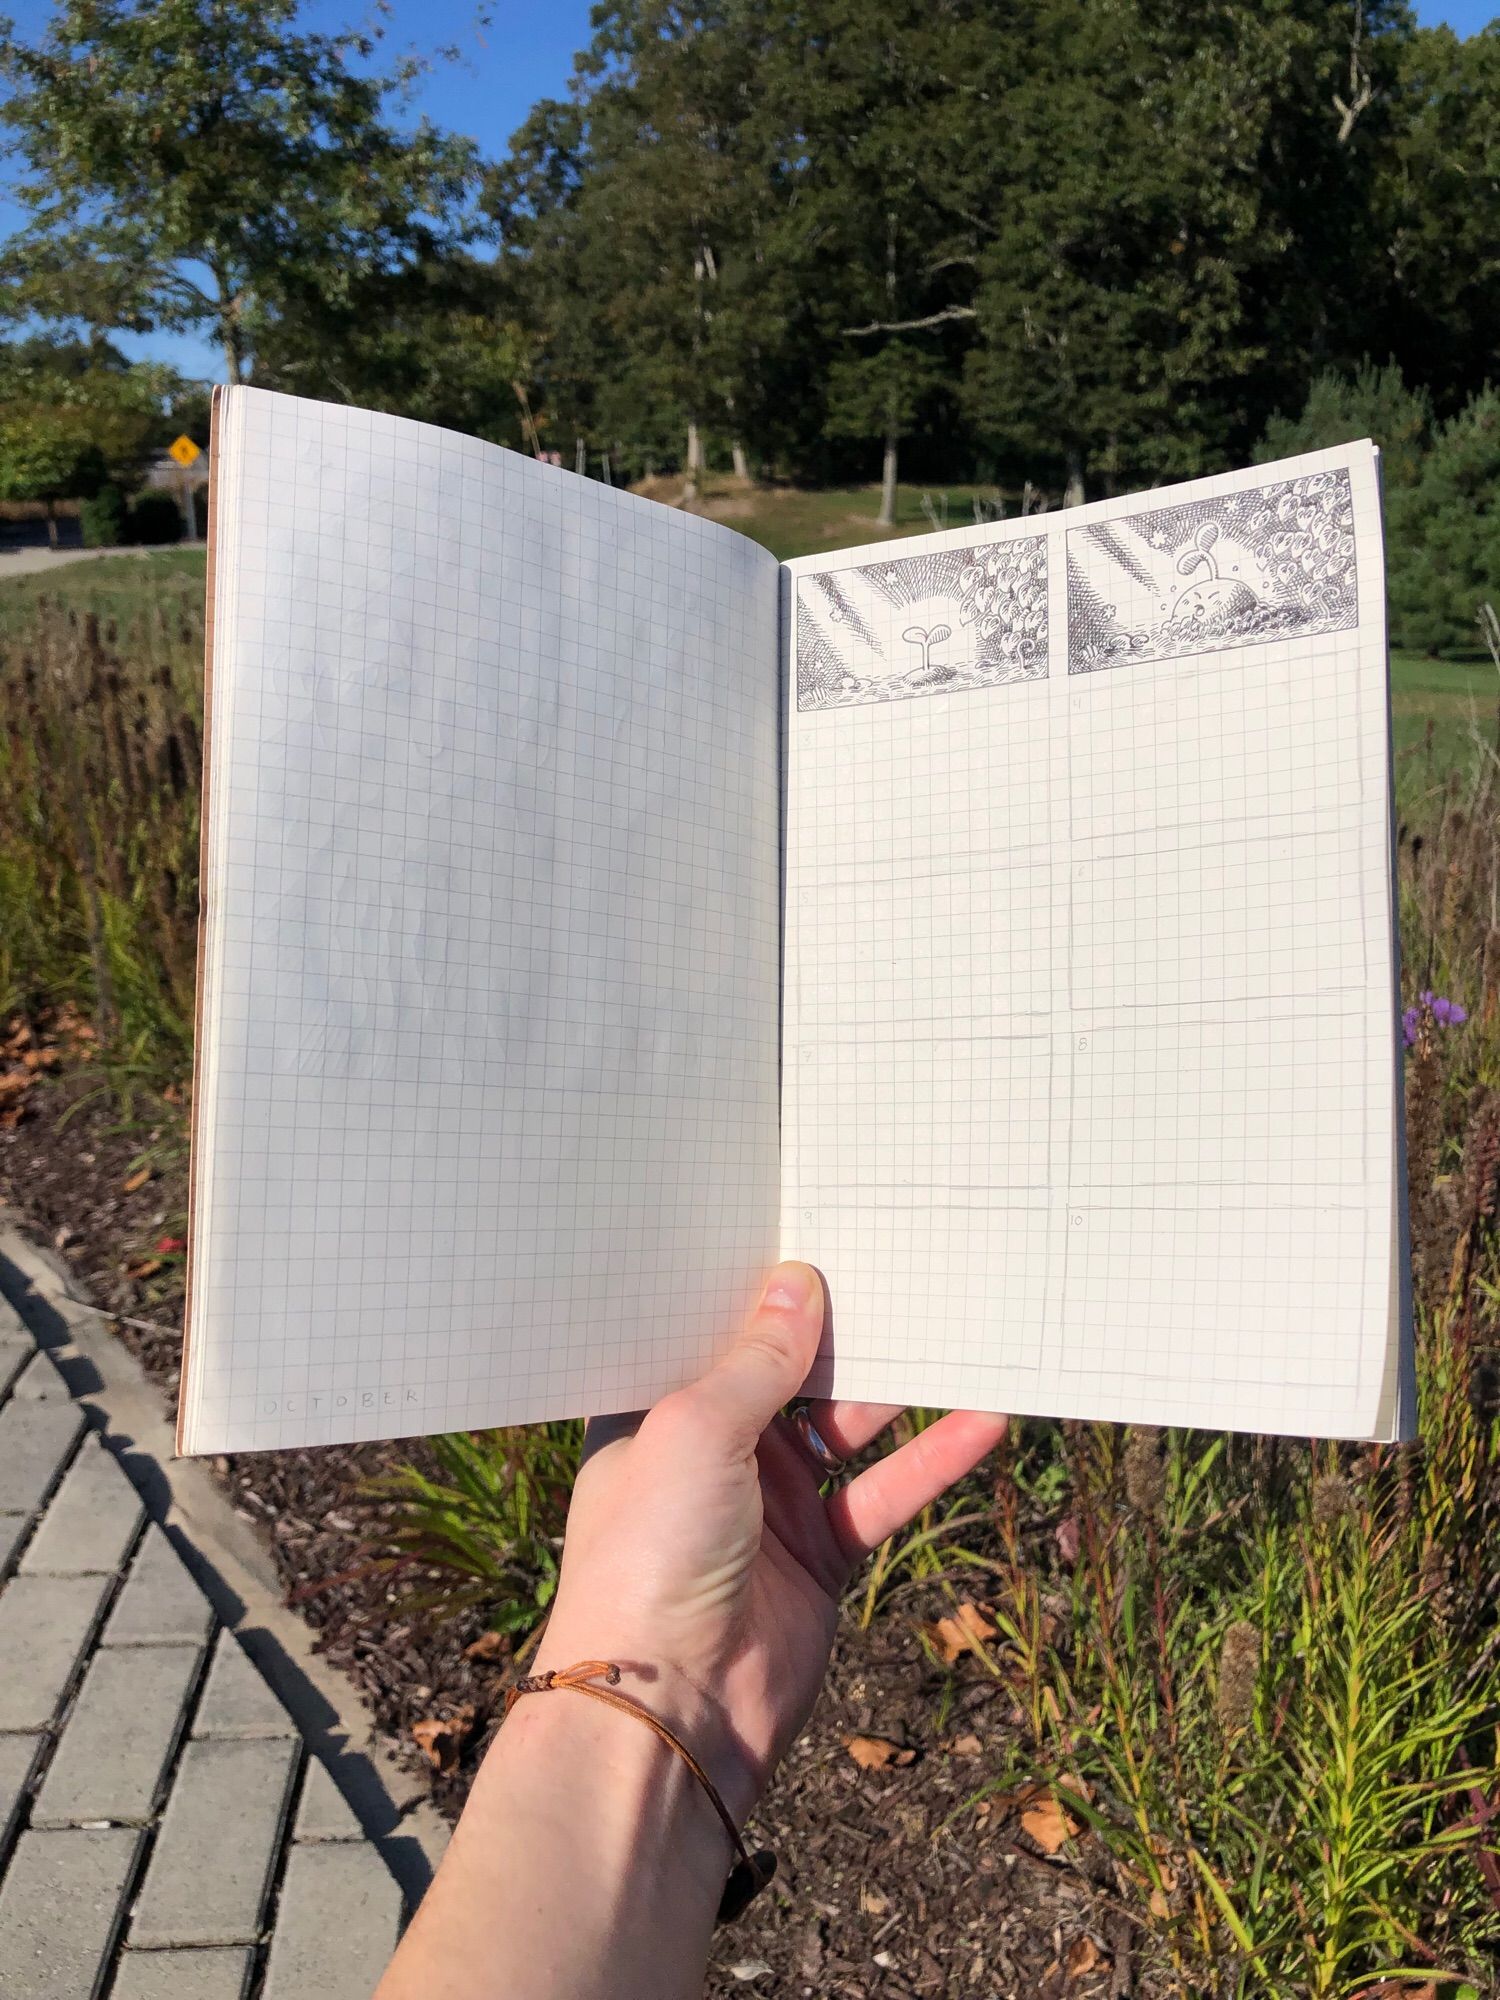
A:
[504, 1660, 776, 1923]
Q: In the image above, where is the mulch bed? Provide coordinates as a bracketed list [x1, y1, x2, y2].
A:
[0, 1034, 1127, 1998]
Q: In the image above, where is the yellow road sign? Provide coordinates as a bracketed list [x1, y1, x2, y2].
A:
[168, 434, 201, 468]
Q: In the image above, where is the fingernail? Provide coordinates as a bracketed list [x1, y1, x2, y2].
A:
[761, 1262, 817, 1312]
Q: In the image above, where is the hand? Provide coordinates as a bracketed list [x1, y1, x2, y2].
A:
[531, 1260, 1009, 1819]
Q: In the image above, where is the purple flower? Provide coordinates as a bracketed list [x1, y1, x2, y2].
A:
[1404, 992, 1469, 1046]
[1426, 992, 1468, 1027]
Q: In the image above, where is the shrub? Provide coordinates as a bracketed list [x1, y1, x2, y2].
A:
[1256, 360, 1432, 490]
[1389, 388, 1500, 654]
[127, 490, 184, 546]
[78, 484, 126, 548]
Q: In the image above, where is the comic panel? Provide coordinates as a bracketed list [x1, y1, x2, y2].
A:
[1066, 468, 1358, 674]
[796, 538, 1048, 710]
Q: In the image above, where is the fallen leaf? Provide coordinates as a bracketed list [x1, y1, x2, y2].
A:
[162, 1082, 183, 1104]
[411, 1704, 476, 1773]
[0, 1103, 26, 1130]
[843, 1733, 916, 1771]
[924, 1598, 998, 1664]
[122, 1167, 151, 1193]
[125, 1256, 163, 1280]
[1021, 1794, 1080, 1854]
[859, 1887, 889, 1916]
[463, 1630, 510, 1662]
[155, 1235, 187, 1254]
[1054, 1513, 1081, 1563]
[0, 1071, 31, 1101]
[1148, 1885, 1172, 1919]
[948, 1733, 984, 1757]
[1066, 1935, 1103, 1978]
[728, 1963, 772, 1983]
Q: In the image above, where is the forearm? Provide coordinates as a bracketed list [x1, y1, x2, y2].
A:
[374, 1687, 732, 2000]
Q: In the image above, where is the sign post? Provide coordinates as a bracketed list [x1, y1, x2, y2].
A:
[167, 433, 201, 539]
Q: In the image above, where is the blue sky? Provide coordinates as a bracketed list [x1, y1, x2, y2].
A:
[0, 0, 1493, 378]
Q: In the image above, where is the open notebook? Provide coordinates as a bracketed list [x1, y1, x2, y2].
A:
[178, 386, 1413, 1455]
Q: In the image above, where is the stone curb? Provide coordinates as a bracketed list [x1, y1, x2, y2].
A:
[0, 1223, 449, 1906]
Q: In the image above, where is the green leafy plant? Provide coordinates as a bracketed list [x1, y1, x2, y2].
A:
[78, 482, 126, 548]
[365, 1425, 582, 1636]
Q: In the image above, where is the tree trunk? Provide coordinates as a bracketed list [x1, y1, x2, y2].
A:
[878, 429, 898, 528]
[684, 419, 705, 502]
[1063, 452, 1085, 509]
[45, 501, 59, 549]
[731, 439, 750, 482]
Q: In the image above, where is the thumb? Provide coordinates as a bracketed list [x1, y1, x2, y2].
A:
[688, 1262, 825, 1455]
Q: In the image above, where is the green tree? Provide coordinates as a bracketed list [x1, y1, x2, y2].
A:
[1389, 388, 1500, 654]
[1256, 361, 1432, 487]
[0, 336, 180, 544]
[1376, 24, 1500, 416]
[0, 0, 482, 385]
[757, 0, 991, 514]
[254, 251, 532, 446]
[824, 341, 943, 526]
[964, 0, 1413, 497]
[0, 407, 107, 546]
[495, 2, 781, 482]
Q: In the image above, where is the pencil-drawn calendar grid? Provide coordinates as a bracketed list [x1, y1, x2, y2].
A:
[783, 445, 1396, 1436]
[187, 389, 784, 1453]
[1054, 558, 1389, 1429]
[782, 676, 1062, 1389]
[1064, 647, 1366, 846]
[1066, 820, 1370, 1013]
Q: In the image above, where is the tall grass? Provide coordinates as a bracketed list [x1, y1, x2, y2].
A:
[0, 569, 203, 1075]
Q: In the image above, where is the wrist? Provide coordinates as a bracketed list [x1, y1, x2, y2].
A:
[525, 1633, 764, 1826]
[402, 1674, 729, 2000]
[477, 1669, 732, 1913]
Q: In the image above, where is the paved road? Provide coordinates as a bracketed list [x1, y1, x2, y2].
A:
[0, 1252, 418, 2000]
[0, 544, 206, 583]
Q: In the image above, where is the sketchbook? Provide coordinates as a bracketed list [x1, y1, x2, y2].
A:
[177, 386, 1413, 1455]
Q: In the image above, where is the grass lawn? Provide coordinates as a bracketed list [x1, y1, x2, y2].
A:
[707, 480, 1007, 560]
[1390, 647, 1497, 784]
[0, 548, 207, 638]
[5, 540, 1492, 794]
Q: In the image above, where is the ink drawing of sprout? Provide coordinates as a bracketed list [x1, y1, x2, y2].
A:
[902, 621, 952, 676]
[1169, 519, 1258, 629]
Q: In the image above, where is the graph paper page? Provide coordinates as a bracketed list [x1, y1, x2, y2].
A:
[781, 444, 1409, 1440]
[181, 388, 782, 1454]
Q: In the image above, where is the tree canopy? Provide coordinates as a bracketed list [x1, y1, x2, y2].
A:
[2, 0, 1500, 503]
[0, 0, 482, 384]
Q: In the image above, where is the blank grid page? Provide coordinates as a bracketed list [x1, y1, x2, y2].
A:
[782, 444, 1406, 1439]
[182, 388, 782, 1454]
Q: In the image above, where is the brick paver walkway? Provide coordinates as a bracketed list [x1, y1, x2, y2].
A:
[0, 1280, 409, 1999]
